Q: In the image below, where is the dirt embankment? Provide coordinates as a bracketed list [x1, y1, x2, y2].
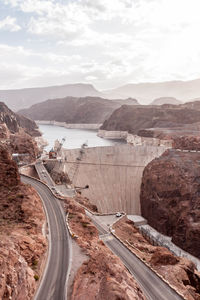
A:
[141, 150, 200, 259]
[0, 145, 47, 299]
[64, 197, 146, 300]
[113, 217, 200, 300]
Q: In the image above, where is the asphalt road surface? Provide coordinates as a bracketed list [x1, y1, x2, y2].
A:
[35, 161, 55, 187]
[21, 175, 70, 300]
[86, 212, 184, 300]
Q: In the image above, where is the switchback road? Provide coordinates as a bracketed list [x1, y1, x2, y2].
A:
[21, 175, 70, 300]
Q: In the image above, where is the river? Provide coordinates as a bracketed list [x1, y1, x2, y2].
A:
[39, 124, 125, 151]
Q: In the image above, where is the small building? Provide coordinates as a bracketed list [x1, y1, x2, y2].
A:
[49, 148, 57, 159]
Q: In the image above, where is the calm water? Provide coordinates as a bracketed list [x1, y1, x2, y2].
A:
[39, 124, 125, 151]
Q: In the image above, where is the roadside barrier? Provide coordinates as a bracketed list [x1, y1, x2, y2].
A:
[110, 227, 187, 300]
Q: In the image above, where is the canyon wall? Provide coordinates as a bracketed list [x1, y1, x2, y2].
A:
[47, 144, 168, 214]
[0, 145, 46, 299]
[141, 149, 200, 259]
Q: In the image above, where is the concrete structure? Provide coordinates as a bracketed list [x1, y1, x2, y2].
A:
[47, 144, 168, 214]
[98, 129, 173, 147]
[127, 215, 147, 226]
[139, 224, 200, 271]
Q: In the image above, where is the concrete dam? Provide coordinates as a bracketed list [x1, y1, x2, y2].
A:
[48, 144, 167, 214]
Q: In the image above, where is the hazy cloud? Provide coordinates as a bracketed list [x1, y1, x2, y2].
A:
[1, 0, 200, 90]
[0, 16, 21, 31]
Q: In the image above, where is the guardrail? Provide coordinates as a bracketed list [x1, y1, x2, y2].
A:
[109, 220, 186, 300]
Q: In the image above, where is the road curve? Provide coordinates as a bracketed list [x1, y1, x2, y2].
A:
[21, 175, 70, 300]
[86, 212, 184, 300]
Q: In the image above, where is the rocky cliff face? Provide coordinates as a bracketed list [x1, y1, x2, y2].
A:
[0, 102, 40, 162]
[0, 145, 47, 299]
[0, 102, 39, 136]
[140, 149, 200, 259]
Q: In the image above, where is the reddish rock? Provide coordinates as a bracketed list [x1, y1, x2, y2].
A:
[140, 150, 200, 258]
[0, 145, 47, 299]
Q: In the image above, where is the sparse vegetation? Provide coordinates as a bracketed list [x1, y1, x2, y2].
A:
[34, 274, 39, 281]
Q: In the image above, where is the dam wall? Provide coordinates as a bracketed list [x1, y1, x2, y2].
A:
[98, 129, 173, 147]
[47, 144, 168, 214]
[36, 120, 101, 130]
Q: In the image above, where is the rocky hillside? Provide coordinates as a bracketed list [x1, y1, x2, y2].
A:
[0, 83, 102, 111]
[18, 96, 139, 124]
[0, 102, 39, 136]
[140, 149, 200, 259]
[101, 104, 200, 134]
[0, 145, 47, 299]
[0, 102, 40, 161]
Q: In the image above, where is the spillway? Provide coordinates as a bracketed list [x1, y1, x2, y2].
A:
[48, 144, 167, 214]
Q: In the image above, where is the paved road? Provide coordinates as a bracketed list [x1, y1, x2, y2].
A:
[21, 175, 70, 300]
[35, 161, 55, 187]
[86, 211, 184, 300]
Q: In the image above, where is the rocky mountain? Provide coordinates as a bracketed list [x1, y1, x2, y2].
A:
[0, 145, 47, 299]
[150, 97, 182, 106]
[18, 96, 139, 124]
[0, 102, 40, 136]
[141, 149, 200, 259]
[0, 83, 102, 111]
[104, 78, 200, 103]
[101, 104, 200, 134]
[0, 102, 40, 161]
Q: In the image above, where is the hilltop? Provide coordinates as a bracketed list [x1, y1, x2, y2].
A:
[18, 96, 139, 124]
[100, 103, 200, 134]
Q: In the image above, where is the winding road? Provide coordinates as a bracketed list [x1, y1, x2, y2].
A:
[86, 211, 184, 300]
[22, 165, 184, 300]
[21, 175, 70, 300]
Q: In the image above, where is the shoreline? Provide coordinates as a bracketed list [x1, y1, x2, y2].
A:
[36, 120, 102, 130]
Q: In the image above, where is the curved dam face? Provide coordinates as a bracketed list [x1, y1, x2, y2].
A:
[50, 144, 168, 214]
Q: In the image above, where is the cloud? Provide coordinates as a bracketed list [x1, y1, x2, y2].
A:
[0, 16, 21, 32]
[1, 0, 200, 91]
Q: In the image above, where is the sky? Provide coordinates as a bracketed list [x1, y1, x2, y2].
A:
[0, 0, 200, 90]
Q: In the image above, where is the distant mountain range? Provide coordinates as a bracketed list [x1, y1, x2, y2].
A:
[104, 78, 200, 103]
[0, 83, 102, 111]
[1, 78, 200, 110]
[150, 97, 182, 106]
